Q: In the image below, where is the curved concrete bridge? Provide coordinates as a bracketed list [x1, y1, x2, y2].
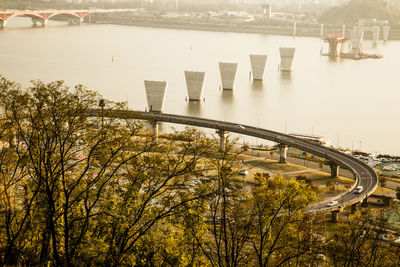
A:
[89, 109, 378, 217]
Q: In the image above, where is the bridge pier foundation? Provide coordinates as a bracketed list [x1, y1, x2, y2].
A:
[216, 129, 227, 150]
[331, 210, 339, 223]
[361, 197, 368, 207]
[278, 144, 288, 163]
[151, 121, 159, 141]
[32, 18, 48, 27]
[0, 20, 7, 28]
[330, 162, 339, 178]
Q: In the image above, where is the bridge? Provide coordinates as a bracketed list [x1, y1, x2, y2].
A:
[88, 109, 378, 220]
[0, 9, 134, 28]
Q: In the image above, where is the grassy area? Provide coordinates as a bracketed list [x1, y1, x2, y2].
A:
[246, 159, 308, 173]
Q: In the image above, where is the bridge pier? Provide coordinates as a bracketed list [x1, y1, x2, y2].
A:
[278, 144, 288, 163]
[361, 197, 368, 207]
[320, 23, 324, 37]
[0, 20, 7, 29]
[331, 210, 340, 223]
[216, 129, 227, 150]
[151, 121, 159, 141]
[32, 18, 48, 27]
[292, 21, 297, 36]
[330, 162, 339, 178]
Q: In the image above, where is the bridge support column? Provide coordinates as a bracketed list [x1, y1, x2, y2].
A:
[292, 21, 297, 36]
[331, 210, 339, 223]
[216, 129, 227, 150]
[351, 203, 358, 214]
[32, 18, 47, 27]
[330, 162, 339, 178]
[320, 23, 324, 37]
[278, 144, 288, 163]
[151, 121, 159, 141]
[0, 20, 7, 28]
[361, 197, 368, 207]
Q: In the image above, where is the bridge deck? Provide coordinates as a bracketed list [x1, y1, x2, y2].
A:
[88, 109, 378, 213]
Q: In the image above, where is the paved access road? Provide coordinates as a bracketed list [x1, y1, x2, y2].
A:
[92, 109, 378, 213]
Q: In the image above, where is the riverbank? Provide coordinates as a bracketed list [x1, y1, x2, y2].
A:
[91, 17, 400, 40]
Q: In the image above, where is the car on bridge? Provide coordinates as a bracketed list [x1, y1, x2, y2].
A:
[326, 200, 338, 207]
[355, 185, 363, 193]
[235, 124, 245, 129]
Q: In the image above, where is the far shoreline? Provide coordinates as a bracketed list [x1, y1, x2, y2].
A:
[91, 18, 400, 40]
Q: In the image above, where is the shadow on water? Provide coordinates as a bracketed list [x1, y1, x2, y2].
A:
[221, 89, 234, 105]
[186, 100, 203, 117]
[251, 80, 264, 90]
[280, 71, 292, 81]
[327, 56, 343, 63]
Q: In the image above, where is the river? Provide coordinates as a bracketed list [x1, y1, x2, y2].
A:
[0, 17, 399, 155]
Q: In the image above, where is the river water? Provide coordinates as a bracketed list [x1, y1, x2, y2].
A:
[0, 17, 399, 155]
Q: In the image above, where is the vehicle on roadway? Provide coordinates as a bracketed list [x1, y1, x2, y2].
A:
[355, 185, 363, 193]
[326, 200, 338, 207]
[235, 124, 245, 129]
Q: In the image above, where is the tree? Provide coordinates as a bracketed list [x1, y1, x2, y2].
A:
[0, 77, 156, 265]
[186, 138, 254, 267]
[93, 128, 215, 266]
[250, 175, 317, 266]
[324, 210, 398, 266]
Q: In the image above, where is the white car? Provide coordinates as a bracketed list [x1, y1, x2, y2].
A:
[326, 201, 338, 207]
[236, 124, 245, 129]
[355, 185, 363, 194]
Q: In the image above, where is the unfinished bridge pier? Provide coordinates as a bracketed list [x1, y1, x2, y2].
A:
[219, 62, 238, 90]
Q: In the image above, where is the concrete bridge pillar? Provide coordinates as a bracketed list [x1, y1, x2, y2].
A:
[383, 26, 390, 41]
[330, 162, 339, 178]
[144, 80, 167, 113]
[250, 55, 268, 81]
[279, 47, 295, 72]
[331, 210, 339, 222]
[0, 20, 7, 28]
[151, 121, 159, 141]
[372, 26, 380, 45]
[341, 25, 346, 37]
[292, 21, 297, 36]
[216, 129, 227, 150]
[32, 18, 47, 27]
[219, 63, 238, 90]
[185, 71, 205, 101]
[320, 24, 324, 37]
[278, 144, 288, 163]
[361, 197, 368, 207]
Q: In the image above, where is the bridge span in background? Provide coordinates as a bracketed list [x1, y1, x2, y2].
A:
[0, 9, 134, 27]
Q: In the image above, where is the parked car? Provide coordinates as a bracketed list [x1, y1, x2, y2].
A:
[326, 201, 338, 207]
[355, 185, 363, 194]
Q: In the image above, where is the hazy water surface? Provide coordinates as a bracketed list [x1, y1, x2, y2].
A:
[0, 17, 399, 155]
